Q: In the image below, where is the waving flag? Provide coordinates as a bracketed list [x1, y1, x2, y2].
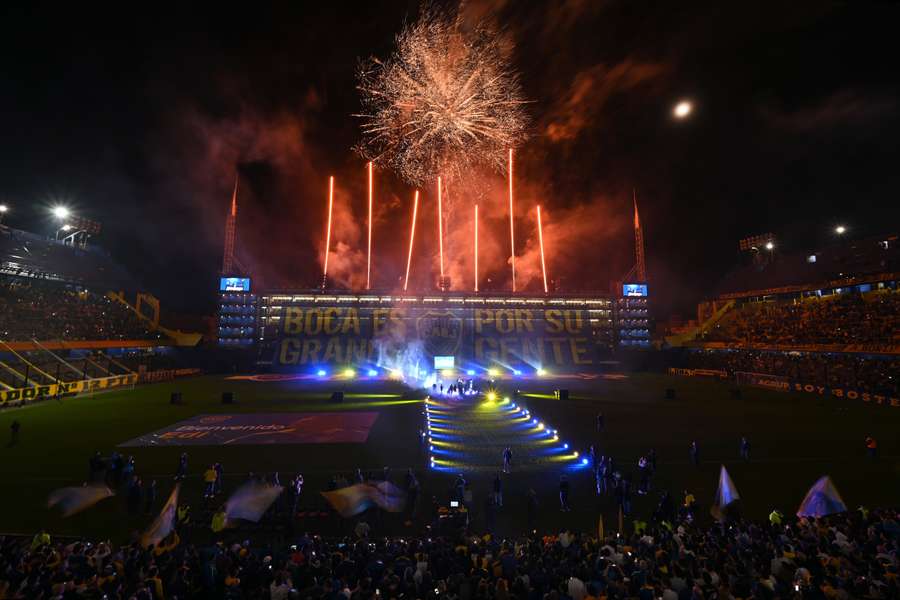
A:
[321, 481, 406, 517]
[142, 484, 180, 548]
[710, 465, 740, 521]
[797, 476, 846, 518]
[47, 485, 114, 517]
[225, 482, 283, 523]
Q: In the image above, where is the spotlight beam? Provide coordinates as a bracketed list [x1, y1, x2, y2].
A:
[403, 190, 419, 292]
[537, 205, 548, 293]
[322, 176, 334, 286]
[367, 162, 373, 290]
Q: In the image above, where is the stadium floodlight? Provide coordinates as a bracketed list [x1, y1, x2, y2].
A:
[835, 225, 846, 235]
[0, 204, 7, 213]
[765, 241, 774, 250]
[52, 206, 70, 220]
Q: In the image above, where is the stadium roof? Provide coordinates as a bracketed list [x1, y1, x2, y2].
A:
[714, 234, 898, 299]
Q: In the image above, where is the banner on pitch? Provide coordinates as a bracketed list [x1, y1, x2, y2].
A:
[0, 374, 138, 407]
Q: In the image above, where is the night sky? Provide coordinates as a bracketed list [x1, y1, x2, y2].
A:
[1, 1, 898, 318]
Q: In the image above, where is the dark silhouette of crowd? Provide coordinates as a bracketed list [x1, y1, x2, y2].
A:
[702, 292, 900, 348]
[686, 349, 900, 396]
[3, 507, 898, 599]
[0, 277, 163, 342]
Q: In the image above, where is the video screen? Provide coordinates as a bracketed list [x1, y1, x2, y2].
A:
[623, 283, 648, 297]
[220, 277, 251, 292]
[434, 355, 455, 369]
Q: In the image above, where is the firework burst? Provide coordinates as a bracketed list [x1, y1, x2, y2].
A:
[356, 7, 529, 186]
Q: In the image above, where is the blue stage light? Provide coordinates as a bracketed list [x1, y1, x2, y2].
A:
[466, 369, 475, 376]
[316, 369, 327, 377]
[513, 369, 522, 376]
[367, 369, 378, 377]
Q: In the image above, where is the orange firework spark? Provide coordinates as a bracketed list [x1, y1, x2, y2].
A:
[437, 176, 444, 279]
[366, 162, 373, 290]
[403, 190, 419, 292]
[508, 148, 516, 292]
[322, 175, 335, 283]
[474, 204, 479, 293]
[355, 7, 529, 186]
[537, 205, 548, 294]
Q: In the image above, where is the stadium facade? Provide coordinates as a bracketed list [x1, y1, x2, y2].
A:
[217, 283, 651, 374]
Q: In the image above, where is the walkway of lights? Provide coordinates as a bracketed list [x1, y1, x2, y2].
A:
[423, 392, 589, 472]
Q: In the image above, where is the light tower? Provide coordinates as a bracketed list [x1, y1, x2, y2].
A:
[633, 189, 646, 281]
[221, 175, 238, 274]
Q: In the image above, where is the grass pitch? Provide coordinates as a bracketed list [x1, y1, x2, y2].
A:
[0, 372, 896, 541]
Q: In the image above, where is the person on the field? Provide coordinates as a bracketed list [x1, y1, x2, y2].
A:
[865, 436, 877, 459]
[405, 468, 419, 519]
[502, 446, 512, 473]
[203, 465, 217, 498]
[559, 474, 571, 511]
[740, 436, 751, 461]
[617, 474, 632, 516]
[682, 489, 696, 521]
[144, 479, 157, 514]
[127, 476, 142, 515]
[213, 462, 224, 495]
[175, 453, 188, 481]
[492, 473, 503, 507]
[689, 440, 699, 466]
[596, 456, 608, 495]
[453, 473, 466, 502]
[637, 456, 650, 495]
[9, 420, 20, 446]
[596, 412, 605, 433]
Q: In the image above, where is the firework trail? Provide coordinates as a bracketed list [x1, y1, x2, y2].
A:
[355, 6, 529, 187]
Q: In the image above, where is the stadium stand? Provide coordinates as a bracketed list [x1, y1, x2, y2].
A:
[0, 276, 164, 343]
[6, 508, 899, 598]
[700, 291, 900, 348]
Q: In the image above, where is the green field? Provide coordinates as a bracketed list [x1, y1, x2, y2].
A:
[0, 373, 896, 542]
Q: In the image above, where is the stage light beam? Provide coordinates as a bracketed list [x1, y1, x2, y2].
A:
[367, 162, 373, 289]
[322, 176, 335, 285]
[403, 190, 420, 291]
[537, 205, 549, 293]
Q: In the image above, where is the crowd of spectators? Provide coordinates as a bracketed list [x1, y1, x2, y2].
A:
[701, 292, 900, 349]
[685, 350, 899, 397]
[0, 277, 164, 342]
[3, 507, 897, 599]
